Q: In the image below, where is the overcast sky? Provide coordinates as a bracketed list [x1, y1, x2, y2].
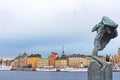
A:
[0, 0, 120, 58]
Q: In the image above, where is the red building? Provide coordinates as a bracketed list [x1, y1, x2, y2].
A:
[49, 52, 59, 67]
[6, 60, 11, 66]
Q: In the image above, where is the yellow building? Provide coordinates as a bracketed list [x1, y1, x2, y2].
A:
[37, 58, 49, 68]
[68, 57, 90, 67]
[55, 60, 60, 68]
[27, 57, 40, 69]
[85, 57, 92, 66]
[55, 59, 68, 68]
[111, 48, 120, 63]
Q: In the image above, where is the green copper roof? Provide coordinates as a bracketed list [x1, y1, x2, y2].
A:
[118, 48, 120, 52]
[42, 58, 48, 60]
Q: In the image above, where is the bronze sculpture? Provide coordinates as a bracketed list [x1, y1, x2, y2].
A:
[92, 16, 118, 70]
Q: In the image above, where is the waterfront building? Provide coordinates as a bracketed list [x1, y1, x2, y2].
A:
[6, 60, 11, 66]
[55, 52, 68, 68]
[11, 59, 19, 68]
[49, 52, 59, 67]
[68, 54, 90, 67]
[86, 57, 92, 66]
[0, 59, 2, 65]
[27, 54, 41, 69]
[112, 55, 118, 63]
[37, 58, 49, 68]
[19, 53, 28, 68]
[55, 59, 68, 68]
[0, 59, 12, 66]
[60, 59, 68, 67]
[111, 48, 120, 63]
[55, 59, 60, 67]
[11, 53, 28, 68]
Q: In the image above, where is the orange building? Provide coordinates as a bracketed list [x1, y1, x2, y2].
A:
[49, 52, 59, 67]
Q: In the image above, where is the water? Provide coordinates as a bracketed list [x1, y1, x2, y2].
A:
[0, 71, 119, 80]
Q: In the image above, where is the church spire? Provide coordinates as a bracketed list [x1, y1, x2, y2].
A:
[62, 43, 64, 54]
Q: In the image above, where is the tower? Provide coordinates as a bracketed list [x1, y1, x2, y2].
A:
[62, 43, 64, 54]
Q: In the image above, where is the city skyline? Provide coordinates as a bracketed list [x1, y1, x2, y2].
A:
[0, 0, 120, 58]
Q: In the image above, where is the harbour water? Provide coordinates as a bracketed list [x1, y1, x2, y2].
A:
[0, 71, 120, 80]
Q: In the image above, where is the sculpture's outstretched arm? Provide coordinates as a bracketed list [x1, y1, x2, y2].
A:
[92, 23, 103, 32]
[92, 23, 99, 32]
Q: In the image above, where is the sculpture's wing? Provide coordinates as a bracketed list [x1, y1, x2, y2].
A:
[102, 16, 118, 29]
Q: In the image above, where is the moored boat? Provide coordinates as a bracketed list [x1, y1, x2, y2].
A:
[36, 66, 56, 72]
[112, 63, 120, 72]
[63, 63, 88, 72]
[36, 68, 56, 72]
[0, 59, 12, 71]
[0, 65, 12, 71]
[63, 67, 88, 72]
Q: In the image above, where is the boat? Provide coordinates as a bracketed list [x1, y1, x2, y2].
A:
[0, 65, 12, 71]
[36, 68, 56, 72]
[0, 60, 12, 71]
[61, 67, 87, 72]
[36, 66, 56, 72]
[60, 63, 88, 72]
[112, 63, 120, 72]
[60, 68, 67, 72]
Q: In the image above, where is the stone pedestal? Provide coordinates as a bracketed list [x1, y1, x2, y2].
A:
[88, 60, 112, 80]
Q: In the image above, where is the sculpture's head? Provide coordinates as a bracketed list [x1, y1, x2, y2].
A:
[101, 16, 118, 29]
[92, 16, 118, 32]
